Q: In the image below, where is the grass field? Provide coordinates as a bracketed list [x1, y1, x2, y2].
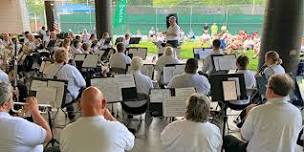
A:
[132, 40, 259, 71]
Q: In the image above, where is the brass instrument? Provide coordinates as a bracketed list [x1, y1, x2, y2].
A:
[12, 102, 52, 114]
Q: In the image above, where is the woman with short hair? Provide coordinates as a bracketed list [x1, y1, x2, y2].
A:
[161, 93, 222, 152]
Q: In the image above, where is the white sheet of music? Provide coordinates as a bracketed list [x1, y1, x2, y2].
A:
[74, 54, 86, 61]
[130, 49, 146, 59]
[142, 64, 154, 79]
[163, 66, 175, 84]
[36, 87, 57, 105]
[212, 56, 221, 71]
[222, 81, 238, 101]
[173, 64, 185, 76]
[39, 61, 52, 73]
[149, 89, 171, 103]
[47, 80, 65, 108]
[82, 54, 99, 68]
[91, 78, 122, 102]
[163, 87, 196, 117]
[218, 55, 237, 70]
[31, 80, 48, 91]
[228, 77, 241, 96]
[115, 74, 136, 88]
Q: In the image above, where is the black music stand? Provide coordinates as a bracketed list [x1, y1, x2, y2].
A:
[129, 37, 141, 44]
[209, 73, 247, 151]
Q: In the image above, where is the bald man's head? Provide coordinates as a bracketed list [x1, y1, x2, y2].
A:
[80, 87, 107, 117]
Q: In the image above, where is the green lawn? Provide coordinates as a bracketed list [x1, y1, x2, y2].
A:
[132, 40, 259, 71]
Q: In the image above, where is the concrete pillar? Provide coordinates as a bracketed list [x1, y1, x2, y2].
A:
[44, 1, 57, 31]
[259, 0, 304, 74]
[95, 0, 112, 39]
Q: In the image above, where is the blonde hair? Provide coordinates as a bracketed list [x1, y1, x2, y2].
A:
[185, 93, 210, 122]
[265, 51, 282, 65]
[131, 57, 143, 71]
[164, 46, 174, 56]
[54, 48, 68, 63]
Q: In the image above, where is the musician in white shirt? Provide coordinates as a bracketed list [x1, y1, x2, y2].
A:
[0, 69, 9, 83]
[44, 48, 86, 120]
[131, 57, 153, 95]
[202, 39, 224, 74]
[60, 87, 135, 152]
[0, 82, 52, 152]
[156, 47, 179, 84]
[168, 58, 210, 95]
[164, 16, 181, 48]
[161, 93, 222, 152]
[109, 42, 131, 70]
[223, 74, 302, 152]
[262, 51, 285, 79]
[236, 55, 256, 89]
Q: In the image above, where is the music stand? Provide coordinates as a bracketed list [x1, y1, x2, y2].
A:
[129, 37, 141, 44]
[209, 73, 247, 151]
[29, 78, 68, 148]
[211, 54, 237, 73]
[115, 37, 124, 45]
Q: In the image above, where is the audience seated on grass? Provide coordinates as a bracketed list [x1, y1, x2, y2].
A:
[161, 93, 222, 152]
[60, 87, 135, 152]
[0, 82, 52, 152]
[109, 42, 132, 70]
[224, 74, 302, 152]
[167, 58, 210, 95]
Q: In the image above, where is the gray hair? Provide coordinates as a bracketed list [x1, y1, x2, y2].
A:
[0, 82, 13, 106]
[164, 47, 174, 56]
[131, 57, 143, 71]
[185, 93, 210, 122]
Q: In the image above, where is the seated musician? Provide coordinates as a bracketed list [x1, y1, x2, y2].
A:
[201, 39, 224, 75]
[256, 51, 285, 97]
[236, 55, 256, 89]
[71, 39, 83, 55]
[60, 87, 134, 152]
[131, 57, 153, 95]
[44, 48, 86, 121]
[224, 74, 302, 152]
[168, 58, 210, 95]
[161, 93, 222, 152]
[97, 32, 112, 50]
[155, 46, 179, 84]
[0, 69, 9, 83]
[0, 82, 52, 152]
[109, 42, 131, 70]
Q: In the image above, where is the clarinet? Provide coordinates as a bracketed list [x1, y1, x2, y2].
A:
[13, 40, 18, 102]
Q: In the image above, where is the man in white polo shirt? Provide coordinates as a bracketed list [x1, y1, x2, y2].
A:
[0, 82, 52, 152]
[164, 16, 181, 48]
[223, 74, 302, 152]
[60, 86, 135, 152]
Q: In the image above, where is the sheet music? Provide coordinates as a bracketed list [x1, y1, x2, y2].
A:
[47, 80, 65, 108]
[163, 87, 196, 117]
[82, 54, 99, 68]
[39, 61, 52, 73]
[222, 81, 238, 101]
[194, 48, 212, 59]
[142, 64, 154, 78]
[218, 55, 237, 70]
[35, 87, 57, 105]
[173, 65, 185, 76]
[163, 97, 187, 117]
[149, 89, 170, 103]
[115, 74, 136, 88]
[74, 54, 86, 61]
[95, 49, 105, 56]
[129, 48, 146, 59]
[228, 78, 241, 97]
[212, 56, 221, 71]
[91, 78, 122, 102]
[31, 80, 48, 91]
[163, 66, 175, 84]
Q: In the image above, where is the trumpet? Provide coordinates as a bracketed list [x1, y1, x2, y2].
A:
[12, 102, 52, 114]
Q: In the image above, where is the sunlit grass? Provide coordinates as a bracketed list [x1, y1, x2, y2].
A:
[133, 40, 259, 71]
